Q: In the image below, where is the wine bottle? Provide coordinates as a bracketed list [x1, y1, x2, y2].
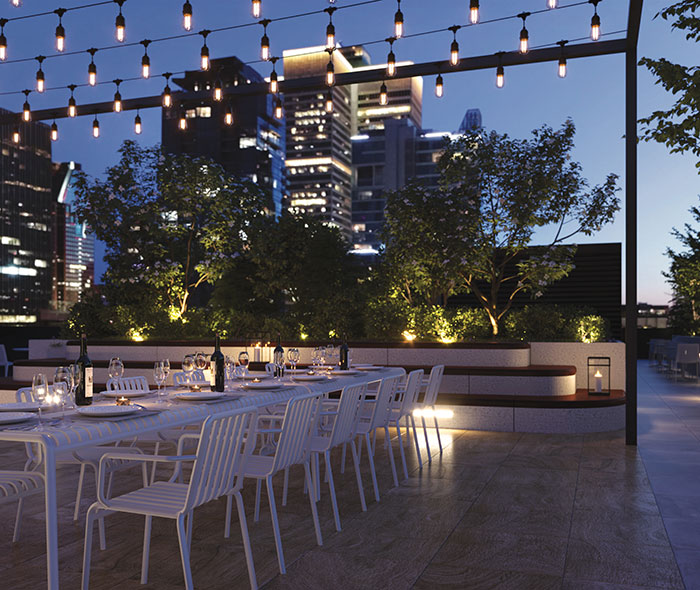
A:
[210, 333, 225, 392]
[75, 333, 93, 406]
[273, 333, 284, 378]
[339, 335, 349, 370]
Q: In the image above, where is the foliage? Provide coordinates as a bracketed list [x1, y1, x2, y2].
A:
[503, 305, 608, 343]
[62, 289, 117, 339]
[639, 0, 700, 169]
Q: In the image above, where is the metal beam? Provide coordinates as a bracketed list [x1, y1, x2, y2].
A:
[0, 38, 627, 124]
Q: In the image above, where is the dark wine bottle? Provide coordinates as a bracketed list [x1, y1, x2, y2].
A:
[75, 333, 93, 406]
[339, 335, 349, 370]
[273, 333, 284, 378]
[210, 333, 225, 392]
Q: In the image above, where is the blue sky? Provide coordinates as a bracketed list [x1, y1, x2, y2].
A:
[0, 0, 695, 304]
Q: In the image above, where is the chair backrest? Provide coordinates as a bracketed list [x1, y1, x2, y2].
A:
[329, 382, 368, 447]
[399, 370, 424, 414]
[368, 374, 404, 430]
[676, 343, 700, 363]
[184, 406, 258, 512]
[423, 365, 445, 406]
[173, 370, 205, 385]
[107, 376, 149, 392]
[265, 363, 275, 376]
[271, 392, 322, 473]
[0, 344, 8, 365]
[16, 384, 58, 403]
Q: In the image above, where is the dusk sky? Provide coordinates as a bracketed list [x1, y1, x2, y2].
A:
[0, 0, 695, 304]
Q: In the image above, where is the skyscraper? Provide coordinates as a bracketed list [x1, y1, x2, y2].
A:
[161, 56, 286, 216]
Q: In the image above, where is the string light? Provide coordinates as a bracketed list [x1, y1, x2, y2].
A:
[326, 48, 335, 86]
[260, 19, 270, 61]
[325, 7, 336, 49]
[274, 96, 282, 119]
[35, 56, 46, 93]
[435, 73, 443, 97]
[394, 0, 403, 38]
[0, 19, 8, 60]
[379, 81, 388, 105]
[386, 37, 396, 77]
[200, 30, 210, 71]
[213, 79, 223, 101]
[12, 126, 19, 143]
[162, 73, 172, 108]
[269, 57, 279, 93]
[182, 1, 192, 31]
[87, 48, 97, 86]
[518, 12, 530, 54]
[496, 52, 505, 88]
[21, 90, 30, 122]
[469, 0, 479, 24]
[252, 0, 261, 19]
[178, 109, 187, 130]
[67, 84, 77, 117]
[449, 25, 460, 66]
[11, 0, 20, 7]
[557, 40, 568, 77]
[140, 39, 150, 78]
[113, 79, 122, 112]
[134, 110, 142, 134]
[115, 0, 125, 42]
[92, 115, 100, 138]
[547, 0, 558, 8]
[224, 103, 233, 125]
[590, 0, 601, 41]
[54, 8, 66, 52]
[50, 121, 58, 141]
[325, 91, 333, 113]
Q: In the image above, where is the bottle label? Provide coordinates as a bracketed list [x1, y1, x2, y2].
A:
[206, 364, 215, 386]
[85, 367, 93, 398]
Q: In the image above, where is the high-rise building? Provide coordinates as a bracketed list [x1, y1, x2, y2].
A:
[0, 111, 54, 324]
[283, 47, 353, 239]
[50, 162, 94, 314]
[161, 56, 286, 216]
[459, 108, 483, 133]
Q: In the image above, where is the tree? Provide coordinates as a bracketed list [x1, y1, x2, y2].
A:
[639, 0, 700, 169]
[73, 141, 270, 326]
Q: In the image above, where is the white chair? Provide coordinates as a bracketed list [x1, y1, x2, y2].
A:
[388, 369, 424, 478]
[0, 344, 12, 376]
[82, 406, 259, 590]
[674, 343, 700, 381]
[265, 363, 275, 376]
[0, 470, 44, 542]
[414, 365, 445, 461]
[106, 376, 149, 393]
[173, 370, 205, 386]
[230, 391, 323, 576]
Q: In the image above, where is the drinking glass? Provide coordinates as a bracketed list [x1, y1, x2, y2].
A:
[32, 373, 48, 429]
[288, 348, 300, 372]
[154, 361, 167, 403]
[194, 351, 207, 371]
[162, 359, 171, 386]
[238, 351, 249, 375]
[326, 345, 335, 368]
[69, 364, 80, 409]
[108, 357, 124, 383]
[53, 366, 72, 423]
[182, 354, 195, 385]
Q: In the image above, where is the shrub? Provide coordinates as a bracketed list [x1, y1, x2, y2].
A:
[503, 305, 609, 342]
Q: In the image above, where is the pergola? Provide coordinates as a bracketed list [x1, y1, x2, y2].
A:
[0, 0, 644, 444]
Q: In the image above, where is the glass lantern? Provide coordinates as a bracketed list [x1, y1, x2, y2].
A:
[587, 356, 611, 396]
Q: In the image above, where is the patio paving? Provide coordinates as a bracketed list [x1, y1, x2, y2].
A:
[1, 360, 698, 589]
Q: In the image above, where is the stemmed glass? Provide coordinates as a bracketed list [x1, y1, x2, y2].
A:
[32, 373, 48, 430]
[182, 355, 195, 386]
[288, 348, 299, 372]
[162, 359, 171, 387]
[53, 366, 72, 423]
[154, 361, 167, 403]
[69, 364, 80, 409]
[238, 351, 249, 376]
[108, 357, 124, 383]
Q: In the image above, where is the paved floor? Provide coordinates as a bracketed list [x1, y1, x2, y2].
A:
[1, 362, 698, 589]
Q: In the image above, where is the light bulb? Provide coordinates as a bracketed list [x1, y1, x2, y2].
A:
[591, 13, 601, 41]
[116, 14, 125, 42]
[547, 0, 558, 7]
[55, 24, 65, 52]
[0, 34, 6, 60]
[274, 97, 282, 119]
[88, 62, 97, 86]
[142, 54, 150, 78]
[163, 86, 172, 108]
[394, 9, 403, 38]
[68, 97, 77, 117]
[134, 113, 142, 134]
[213, 80, 223, 101]
[261, 34, 270, 61]
[50, 122, 58, 141]
[496, 64, 505, 88]
[519, 27, 529, 54]
[469, 0, 479, 24]
[92, 118, 100, 138]
[225, 106, 233, 125]
[22, 101, 30, 122]
[450, 40, 459, 66]
[325, 93, 333, 112]
[252, 0, 261, 18]
[36, 70, 45, 93]
[113, 91, 122, 112]
[326, 22, 335, 49]
[379, 82, 388, 106]
[200, 44, 209, 71]
[326, 60, 334, 86]
[182, 1, 192, 30]
[11, 0, 20, 6]
[435, 74, 443, 97]
[179, 113, 187, 130]
[558, 57, 567, 78]
[387, 50, 396, 77]
[269, 70, 278, 94]
[12, 126, 19, 143]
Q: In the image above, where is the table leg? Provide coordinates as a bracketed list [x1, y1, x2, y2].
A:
[43, 444, 59, 589]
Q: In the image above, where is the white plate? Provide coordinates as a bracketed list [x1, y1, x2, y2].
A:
[235, 372, 270, 380]
[0, 412, 35, 425]
[76, 406, 141, 418]
[175, 392, 226, 402]
[242, 382, 285, 390]
[332, 370, 359, 376]
[102, 390, 153, 399]
[292, 374, 328, 382]
[354, 365, 382, 371]
[0, 402, 41, 412]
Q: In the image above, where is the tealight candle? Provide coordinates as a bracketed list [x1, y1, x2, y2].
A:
[252, 378, 261, 383]
[116, 396, 131, 406]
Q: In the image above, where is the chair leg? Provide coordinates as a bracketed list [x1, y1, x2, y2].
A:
[384, 426, 399, 488]
[74, 464, 86, 521]
[141, 515, 152, 584]
[433, 410, 442, 452]
[224, 495, 233, 538]
[12, 498, 24, 543]
[350, 439, 367, 512]
[186, 512, 193, 550]
[371, 429, 377, 455]
[410, 414, 423, 469]
[234, 491, 258, 590]
[314, 453, 321, 501]
[365, 432, 380, 502]
[266, 476, 286, 575]
[404, 415, 411, 445]
[254, 479, 262, 522]
[150, 442, 161, 484]
[340, 443, 347, 474]
[92, 469, 107, 551]
[421, 415, 432, 463]
[81, 505, 98, 590]
[325, 450, 341, 532]
[304, 462, 323, 546]
[282, 467, 289, 507]
[395, 419, 409, 480]
[176, 514, 194, 590]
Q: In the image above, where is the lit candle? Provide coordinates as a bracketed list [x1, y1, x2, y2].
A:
[594, 370, 603, 393]
[252, 378, 261, 383]
[116, 396, 130, 406]
[254, 343, 261, 363]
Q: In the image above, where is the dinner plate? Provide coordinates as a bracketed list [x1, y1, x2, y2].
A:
[292, 374, 327, 382]
[354, 365, 382, 371]
[235, 372, 270, 380]
[0, 412, 35, 425]
[0, 402, 41, 412]
[102, 390, 153, 398]
[76, 406, 141, 418]
[332, 369, 359, 376]
[242, 382, 284, 390]
[175, 392, 226, 402]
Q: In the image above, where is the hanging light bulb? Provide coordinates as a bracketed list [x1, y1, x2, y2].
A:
[12, 126, 19, 143]
[325, 92, 334, 113]
[269, 57, 279, 93]
[141, 40, 151, 78]
[55, 9, 66, 52]
[326, 50, 335, 87]
[213, 79, 223, 101]
[134, 111, 142, 134]
[11, 0, 20, 7]
[547, 0, 558, 8]
[386, 38, 396, 77]
[518, 12, 530, 54]
[87, 48, 97, 86]
[179, 110, 187, 130]
[495, 53, 505, 88]
[557, 40, 568, 78]
[50, 121, 58, 141]
[260, 20, 270, 61]
[469, 0, 480, 24]
[252, 0, 261, 18]
[35, 56, 46, 93]
[325, 7, 336, 49]
[115, 0, 125, 41]
[0, 19, 7, 61]
[200, 30, 210, 71]
[182, 1, 192, 30]
[92, 116, 100, 139]
[274, 96, 282, 119]
[113, 80, 123, 112]
[590, 0, 601, 41]
[21, 90, 30, 122]
[162, 73, 173, 108]
[67, 85, 77, 117]
[379, 82, 388, 106]
[394, 0, 403, 38]
[435, 74, 444, 98]
[448, 26, 460, 66]
[225, 103, 233, 125]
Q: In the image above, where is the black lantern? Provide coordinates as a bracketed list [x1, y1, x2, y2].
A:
[587, 356, 610, 396]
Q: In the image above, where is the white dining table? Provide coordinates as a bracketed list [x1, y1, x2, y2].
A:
[0, 367, 402, 590]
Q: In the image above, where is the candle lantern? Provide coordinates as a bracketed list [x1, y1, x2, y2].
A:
[587, 356, 611, 396]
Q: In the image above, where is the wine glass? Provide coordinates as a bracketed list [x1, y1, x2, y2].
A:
[288, 348, 300, 372]
[108, 357, 124, 383]
[238, 351, 249, 376]
[273, 348, 285, 380]
[326, 345, 335, 368]
[224, 356, 234, 382]
[182, 354, 195, 385]
[153, 361, 167, 403]
[53, 366, 72, 423]
[69, 364, 80, 409]
[32, 373, 48, 429]
[194, 351, 207, 371]
[162, 359, 171, 387]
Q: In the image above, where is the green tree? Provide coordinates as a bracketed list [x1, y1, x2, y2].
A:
[639, 0, 700, 169]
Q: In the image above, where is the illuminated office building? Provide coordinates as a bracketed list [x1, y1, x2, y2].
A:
[0, 112, 54, 324]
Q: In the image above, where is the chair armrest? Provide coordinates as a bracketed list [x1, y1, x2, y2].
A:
[256, 428, 283, 434]
[177, 433, 201, 455]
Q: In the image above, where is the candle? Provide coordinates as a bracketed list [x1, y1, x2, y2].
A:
[594, 370, 603, 393]
[254, 344, 261, 363]
[252, 378, 261, 383]
[116, 396, 130, 406]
